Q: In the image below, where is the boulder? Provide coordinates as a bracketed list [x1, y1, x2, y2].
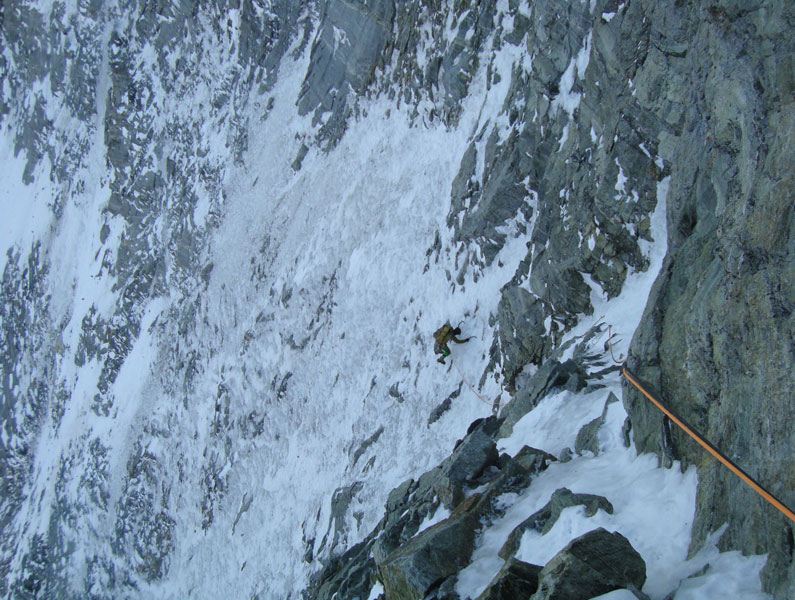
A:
[431, 429, 500, 509]
[500, 488, 614, 560]
[487, 446, 558, 503]
[477, 558, 543, 600]
[531, 528, 646, 600]
[574, 393, 620, 456]
[378, 495, 481, 600]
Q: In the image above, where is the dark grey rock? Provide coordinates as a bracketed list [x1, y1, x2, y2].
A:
[378, 494, 481, 600]
[492, 287, 550, 387]
[388, 381, 405, 402]
[497, 359, 588, 439]
[477, 558, 542, 600]
[466, 446, 558, 523]
[428, 397, 453, 426]
[305, 536, 377, 600]
[432, 429, 500, 509]
[352, 426, 385, 466]
[386, 478, 416, 515]
[291, 143, 309, 171]
[574, 392, 620, 456]
[452, 128, 536, 266]
[466, 415, 505, 438]
[297, 0, 395, 147]
[327, 482, 364, 551]
[428, 384, 463, 426]
[373, 508, 424, 567]
[499, 488, 614, 560]
[432, 575, 461, 600]
[615, 3, 795, 595]
[444, 430, 500, 483]
[531, 528, 646, 600]
[315, 436, 553, 600]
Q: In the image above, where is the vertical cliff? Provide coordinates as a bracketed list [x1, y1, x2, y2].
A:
[621, 2, 794, 597]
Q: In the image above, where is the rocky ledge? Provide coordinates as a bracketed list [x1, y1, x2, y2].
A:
[303, 360, 649, 600]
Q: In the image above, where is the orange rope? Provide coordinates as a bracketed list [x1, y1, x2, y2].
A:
[622, 367, 795, 524]
[607, 324, 627, 364]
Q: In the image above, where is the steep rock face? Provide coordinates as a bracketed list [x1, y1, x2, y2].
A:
[618, 1, 795, 597]
[294, 0, 793, 596]
[447, 0, 666, 388]
[297, 0, 396, 147]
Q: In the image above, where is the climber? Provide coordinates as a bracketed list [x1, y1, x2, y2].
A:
[433, 323, 473, 364]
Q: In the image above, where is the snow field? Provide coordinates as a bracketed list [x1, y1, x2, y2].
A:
[152, 30, 540, 598]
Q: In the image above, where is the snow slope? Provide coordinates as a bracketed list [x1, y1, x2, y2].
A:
[0, 2, 774, 599]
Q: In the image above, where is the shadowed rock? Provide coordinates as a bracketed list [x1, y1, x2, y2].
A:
[477, 558, 543, 600]
[499, 488, 614, 560]
[378, 495, 482, 600]
[531, 528, 646, 600]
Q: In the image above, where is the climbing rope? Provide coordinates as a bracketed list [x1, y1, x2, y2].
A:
[620, 366, 795, 524]
[450, 357, 499, 410]
[607, 324, 627, 364]
[603, 322, 794, 522]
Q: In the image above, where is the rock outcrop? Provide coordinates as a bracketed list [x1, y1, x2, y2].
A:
[499, 488, 614, 560]
[297, 0, 395, 148]
[304, 411, 559, 600]
[303, 358, 639, 600]
[531, 528, 646, 600]
[614, 2, 795, 597]
[379, 496, 481, 600]
[476, 558, 542, 600]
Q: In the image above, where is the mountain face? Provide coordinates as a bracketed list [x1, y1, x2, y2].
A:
[1, 1, 792, 599]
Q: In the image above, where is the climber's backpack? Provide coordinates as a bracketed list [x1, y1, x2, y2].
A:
[433, 324, 453, 346]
